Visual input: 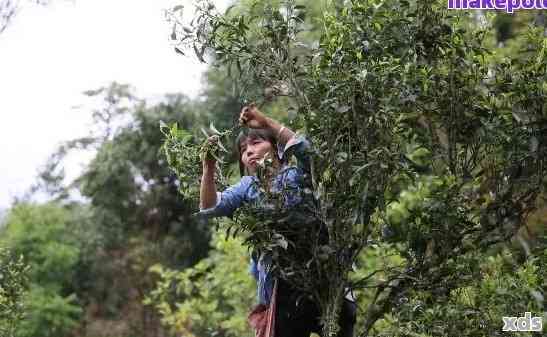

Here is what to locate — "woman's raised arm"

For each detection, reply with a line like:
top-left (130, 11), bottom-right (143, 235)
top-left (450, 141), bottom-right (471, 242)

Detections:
top-left (200, 160), bottom-right (218, 210)
top-left (199, 137), bottom-right (218, 210)
top-left (197, 136), bottom-right (251, 219)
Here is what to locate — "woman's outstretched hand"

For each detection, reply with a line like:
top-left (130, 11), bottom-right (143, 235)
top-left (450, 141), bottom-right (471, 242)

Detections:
top-left (239, 103), bottom-right (270, 129)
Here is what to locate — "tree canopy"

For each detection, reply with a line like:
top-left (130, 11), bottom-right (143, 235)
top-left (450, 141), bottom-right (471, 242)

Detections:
top-left (0, 1), bottom-right (545, 337)
top-left (159, 0), bottom-right (546, 336)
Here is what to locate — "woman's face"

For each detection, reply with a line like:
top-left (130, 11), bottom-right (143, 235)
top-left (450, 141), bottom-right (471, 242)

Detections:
top-left (240, 136), bottom-right (274, 174)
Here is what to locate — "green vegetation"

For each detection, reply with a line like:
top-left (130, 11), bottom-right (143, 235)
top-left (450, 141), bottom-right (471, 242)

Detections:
top-left (0, 248), bottom-right (28, 337)
top-left (0, 1), bottom-right (545, 337)
top-left (146, 230), bottom-right (255, 337)
top-left (160, 120), bottom-right (236, 203)
top-left (1, 203), bottom-right (81, 337)
top-left (161, 0), bottom-right (546, 336)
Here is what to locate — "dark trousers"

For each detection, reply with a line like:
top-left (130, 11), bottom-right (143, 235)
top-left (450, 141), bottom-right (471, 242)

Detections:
top-left (275, 280), bottom-right (356, 337)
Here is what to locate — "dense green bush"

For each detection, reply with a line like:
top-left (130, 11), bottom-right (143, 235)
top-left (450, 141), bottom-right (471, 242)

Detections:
top-left (146, 229), bottom-right (255, 337)
top-left (0, 248), bottom-right (28, 337)
top-left (1, 203), bottom-right (82, 337)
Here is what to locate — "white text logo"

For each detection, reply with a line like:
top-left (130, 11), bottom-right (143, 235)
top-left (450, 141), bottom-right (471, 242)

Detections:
top-left (502, 312), bottom-right (543, 332)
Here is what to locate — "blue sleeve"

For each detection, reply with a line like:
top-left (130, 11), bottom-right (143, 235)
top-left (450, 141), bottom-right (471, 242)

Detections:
top-left (277, 135), bottom-right (312, 174)
top-left (195, 176), bottom-right (253, 219)
top-left (249, 256), bottom-right (259, 280)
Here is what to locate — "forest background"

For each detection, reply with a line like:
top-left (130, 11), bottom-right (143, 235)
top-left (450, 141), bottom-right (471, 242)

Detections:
top-left (0, 1), bottom-right (545, 337)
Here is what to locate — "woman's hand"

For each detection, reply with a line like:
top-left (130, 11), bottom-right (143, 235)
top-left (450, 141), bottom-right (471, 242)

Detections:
top-left (239, 103), bottom-right (270, 129)
top-left (201, 135), bottom-right (218, 170)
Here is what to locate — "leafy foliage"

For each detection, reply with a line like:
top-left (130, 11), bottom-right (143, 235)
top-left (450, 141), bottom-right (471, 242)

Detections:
top-left (26, 82), bottom-right (244, 337)
top-left (0, 248), bottom-right (28, 337)
top-left (3, 1), bottom-right (543, 337)
top-left (376, 249), bottom-right (546, 337)
top-left (1, 203), bottom-right (82, 337)
top-left (166, 0), bottom-right (547, 336)
top-left (146, 230), bottom-right (255, 337)
top-left (160, 120), bottom-right (236, 204)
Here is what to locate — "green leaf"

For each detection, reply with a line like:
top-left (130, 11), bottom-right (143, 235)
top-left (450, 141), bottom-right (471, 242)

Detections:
top-left (209, 122), bottom-right (221, 135)
top-left (336, 152), bottom-right (348, 163)
top-left (273, 234), bottom-right (288, 250)
top-left (336, 105), bottom-right (350, 113)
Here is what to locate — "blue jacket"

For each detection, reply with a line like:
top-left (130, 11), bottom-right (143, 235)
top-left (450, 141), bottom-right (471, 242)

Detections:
top-left (197, 135), bottom-right (312, 305)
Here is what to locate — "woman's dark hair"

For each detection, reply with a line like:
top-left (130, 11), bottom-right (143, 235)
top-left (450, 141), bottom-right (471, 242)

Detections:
top-left (235, 128), bottom-right (284, 177)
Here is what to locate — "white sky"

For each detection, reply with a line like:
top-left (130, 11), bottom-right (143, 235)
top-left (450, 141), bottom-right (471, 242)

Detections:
top-left (0, 0), bottom-right (225, 209)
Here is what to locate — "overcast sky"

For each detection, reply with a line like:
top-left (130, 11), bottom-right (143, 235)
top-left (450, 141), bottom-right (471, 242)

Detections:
top-left (0, 0), bottom-right (225, 209)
